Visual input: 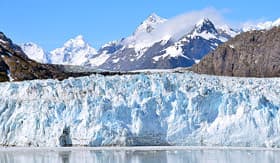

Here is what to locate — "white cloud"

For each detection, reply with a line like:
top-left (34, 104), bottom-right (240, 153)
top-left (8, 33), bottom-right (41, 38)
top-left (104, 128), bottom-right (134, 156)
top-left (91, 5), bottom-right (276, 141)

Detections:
top-left (157, 7), bottom-right (227, 40)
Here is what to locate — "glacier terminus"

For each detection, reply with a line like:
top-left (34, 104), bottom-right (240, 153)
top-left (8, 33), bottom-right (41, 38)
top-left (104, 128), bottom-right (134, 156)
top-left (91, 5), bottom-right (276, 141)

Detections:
top-left (0, 71), bottom-right (279, 147)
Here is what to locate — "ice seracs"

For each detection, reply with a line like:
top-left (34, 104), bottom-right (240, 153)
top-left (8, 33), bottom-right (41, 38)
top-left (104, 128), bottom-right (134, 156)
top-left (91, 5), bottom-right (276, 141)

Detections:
top-left (0, 72), bottom-right (280, 147)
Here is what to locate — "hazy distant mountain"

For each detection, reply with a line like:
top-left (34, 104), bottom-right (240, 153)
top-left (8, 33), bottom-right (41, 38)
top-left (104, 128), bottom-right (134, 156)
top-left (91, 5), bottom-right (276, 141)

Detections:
top-left (0, 32), bottom-right (95, 82)
top-left (242, 18), bottom-right (280, 32)
top-left (48, 35), bottom-right (98, 65)
top-left (21, 36), bottom-right (120, 67)
top-left (21, 42), bottom-right (50, 63)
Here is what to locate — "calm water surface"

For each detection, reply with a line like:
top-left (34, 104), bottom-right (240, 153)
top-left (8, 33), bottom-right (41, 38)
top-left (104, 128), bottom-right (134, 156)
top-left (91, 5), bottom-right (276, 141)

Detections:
top-left (0, 148), bottom-right (279, 163)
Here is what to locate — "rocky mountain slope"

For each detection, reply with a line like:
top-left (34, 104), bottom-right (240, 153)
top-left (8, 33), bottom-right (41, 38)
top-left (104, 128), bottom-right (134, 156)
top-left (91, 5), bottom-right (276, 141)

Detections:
top-left (192, 26), bottom-right (280, 77)
top-left (0, 32), bottom-right (95, 82)
top-left (22, 14), bottom-right (237, 71)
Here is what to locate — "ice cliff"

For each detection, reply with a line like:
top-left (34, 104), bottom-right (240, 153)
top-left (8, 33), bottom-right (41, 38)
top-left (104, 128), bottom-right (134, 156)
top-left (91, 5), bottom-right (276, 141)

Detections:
top-left (0, 72), bottom-right (280, 147)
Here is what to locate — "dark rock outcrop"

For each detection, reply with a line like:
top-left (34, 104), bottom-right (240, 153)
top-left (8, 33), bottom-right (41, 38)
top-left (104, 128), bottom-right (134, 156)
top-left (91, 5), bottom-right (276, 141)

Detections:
top-left (192, 27), bottom-right (280, 77)
top-left (59, 126), bottom-right (72, 147)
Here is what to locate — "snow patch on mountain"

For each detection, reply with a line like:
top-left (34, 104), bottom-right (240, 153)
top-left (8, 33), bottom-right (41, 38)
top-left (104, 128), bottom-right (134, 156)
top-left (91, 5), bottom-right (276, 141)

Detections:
top-left (217, 25), bottom-right (239, 38)
top-left (153, 42), bottom-right (185, 61)
top-left (87, 52), bottom-right (110, 67)
top-left (6, 70), bottom-right (13, 81)
top-left (0, 39), bottom-right (7, 44)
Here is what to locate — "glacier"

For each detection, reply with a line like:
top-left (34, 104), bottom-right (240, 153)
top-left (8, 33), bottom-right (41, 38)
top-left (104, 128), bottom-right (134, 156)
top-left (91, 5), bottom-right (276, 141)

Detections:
top-left (0, 72), bottom-right (280, 147)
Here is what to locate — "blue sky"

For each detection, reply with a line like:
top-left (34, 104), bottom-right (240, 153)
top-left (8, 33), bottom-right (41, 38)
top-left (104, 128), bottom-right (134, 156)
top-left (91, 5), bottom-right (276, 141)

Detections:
top-left (0, 0), bottom-right (279, 50)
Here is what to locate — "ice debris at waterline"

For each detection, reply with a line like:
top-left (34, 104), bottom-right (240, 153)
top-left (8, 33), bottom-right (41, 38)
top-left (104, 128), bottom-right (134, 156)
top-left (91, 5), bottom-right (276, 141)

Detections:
top-left (0, 72), bottom-right (280, 147)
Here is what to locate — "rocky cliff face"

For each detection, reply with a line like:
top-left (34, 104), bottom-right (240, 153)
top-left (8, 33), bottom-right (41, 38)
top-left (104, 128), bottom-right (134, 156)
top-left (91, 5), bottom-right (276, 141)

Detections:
top-left (192, 27), bottom-right (280, 77)
top-left (0, 32), bottom-right (93, 82)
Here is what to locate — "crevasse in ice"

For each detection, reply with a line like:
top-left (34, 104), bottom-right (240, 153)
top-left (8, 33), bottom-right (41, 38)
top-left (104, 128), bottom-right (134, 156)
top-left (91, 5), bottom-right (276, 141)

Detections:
top-left (0, 72), bottom-right (280, 147)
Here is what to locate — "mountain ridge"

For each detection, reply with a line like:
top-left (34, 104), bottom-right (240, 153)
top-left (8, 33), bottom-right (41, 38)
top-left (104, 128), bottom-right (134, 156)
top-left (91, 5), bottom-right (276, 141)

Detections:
top-left (21, 14), bottom-right (280, 71)
top-left (22, 15), bottom-right (238, 71)
top-left (0, 32), bottom-right (98, 82)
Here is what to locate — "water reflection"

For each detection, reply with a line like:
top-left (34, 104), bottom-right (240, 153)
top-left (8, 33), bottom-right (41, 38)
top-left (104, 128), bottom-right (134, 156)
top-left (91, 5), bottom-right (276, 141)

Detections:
top-left (59, 151), bottom-right (71, 163)
top-left (0, 149), bottom-right (279, 163)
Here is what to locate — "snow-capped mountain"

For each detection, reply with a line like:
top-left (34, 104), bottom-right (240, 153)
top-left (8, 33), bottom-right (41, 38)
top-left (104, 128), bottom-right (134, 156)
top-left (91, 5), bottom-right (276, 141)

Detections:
top-left (151, 18), bottom-right (236, 65)
top-left (0, 32), bottom-right (94, 82)
top-left (22, 13), bottom-right (239, 71)
top-left (21, 42), bottom-right (49, 63)
top-left (21, 36), bottom-right (113, 67)
top-left (242, 18), bottom-right (280, 32)
top-left (122, 13), bottom-right (168, 52)
top-left (100, 17), bottom-right (238, 71)
top-left (83, 41), bottom-right (122, 67)
top-left (49, 35), bottom-right (97, 65)
top-left (21, 14), bottom-right (280, 71)
top-left (192, 24), bottom-right (280, 77)
top-left (134, 13), bottom-right (167, 35)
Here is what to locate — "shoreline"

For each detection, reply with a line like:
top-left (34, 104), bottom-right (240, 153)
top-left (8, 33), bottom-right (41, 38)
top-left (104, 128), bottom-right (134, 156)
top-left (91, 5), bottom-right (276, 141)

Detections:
top-left (1, 146), bottom-right (280, 152)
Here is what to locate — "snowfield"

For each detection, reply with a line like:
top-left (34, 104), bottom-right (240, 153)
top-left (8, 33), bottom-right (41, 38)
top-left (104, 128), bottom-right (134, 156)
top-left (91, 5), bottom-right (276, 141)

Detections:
top-left (0, 72), bottom-right (280, 147)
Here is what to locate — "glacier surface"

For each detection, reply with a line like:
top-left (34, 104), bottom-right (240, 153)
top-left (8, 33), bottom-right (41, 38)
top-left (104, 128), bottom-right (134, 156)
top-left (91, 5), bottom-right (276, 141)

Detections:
top-left (0, 72), bottom-right (280, 147)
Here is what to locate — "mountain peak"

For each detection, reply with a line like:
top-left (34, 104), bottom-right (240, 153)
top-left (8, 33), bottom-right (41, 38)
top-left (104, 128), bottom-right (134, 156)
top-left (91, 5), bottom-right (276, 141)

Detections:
top-left (0, 32), bottom-right (12, 46)
top-left (50, 35), bottom-right (97, 65)
top-left (64, 35), bottom-right (87, 48)
top-left (193, 18), bottom-right (218, 34)
top-left (146, 13), bottom-right (165, 24)
top-left (0, 32), bottom-right (91, 82)
top-left (74, 35), bottom-right (84, 41)
top-left (134, 13), bottom-right (167, 34)
top-left (196, 18), bottom-right (211, 25)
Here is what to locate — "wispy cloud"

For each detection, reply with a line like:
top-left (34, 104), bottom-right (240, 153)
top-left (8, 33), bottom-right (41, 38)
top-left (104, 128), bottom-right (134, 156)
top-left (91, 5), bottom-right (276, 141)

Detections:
top-left (123, 7), bottom-right (280, 50)
top-left (123, 7), bottom-right (228, 49)
top-left (158, 7), bottom-right (227, 40)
